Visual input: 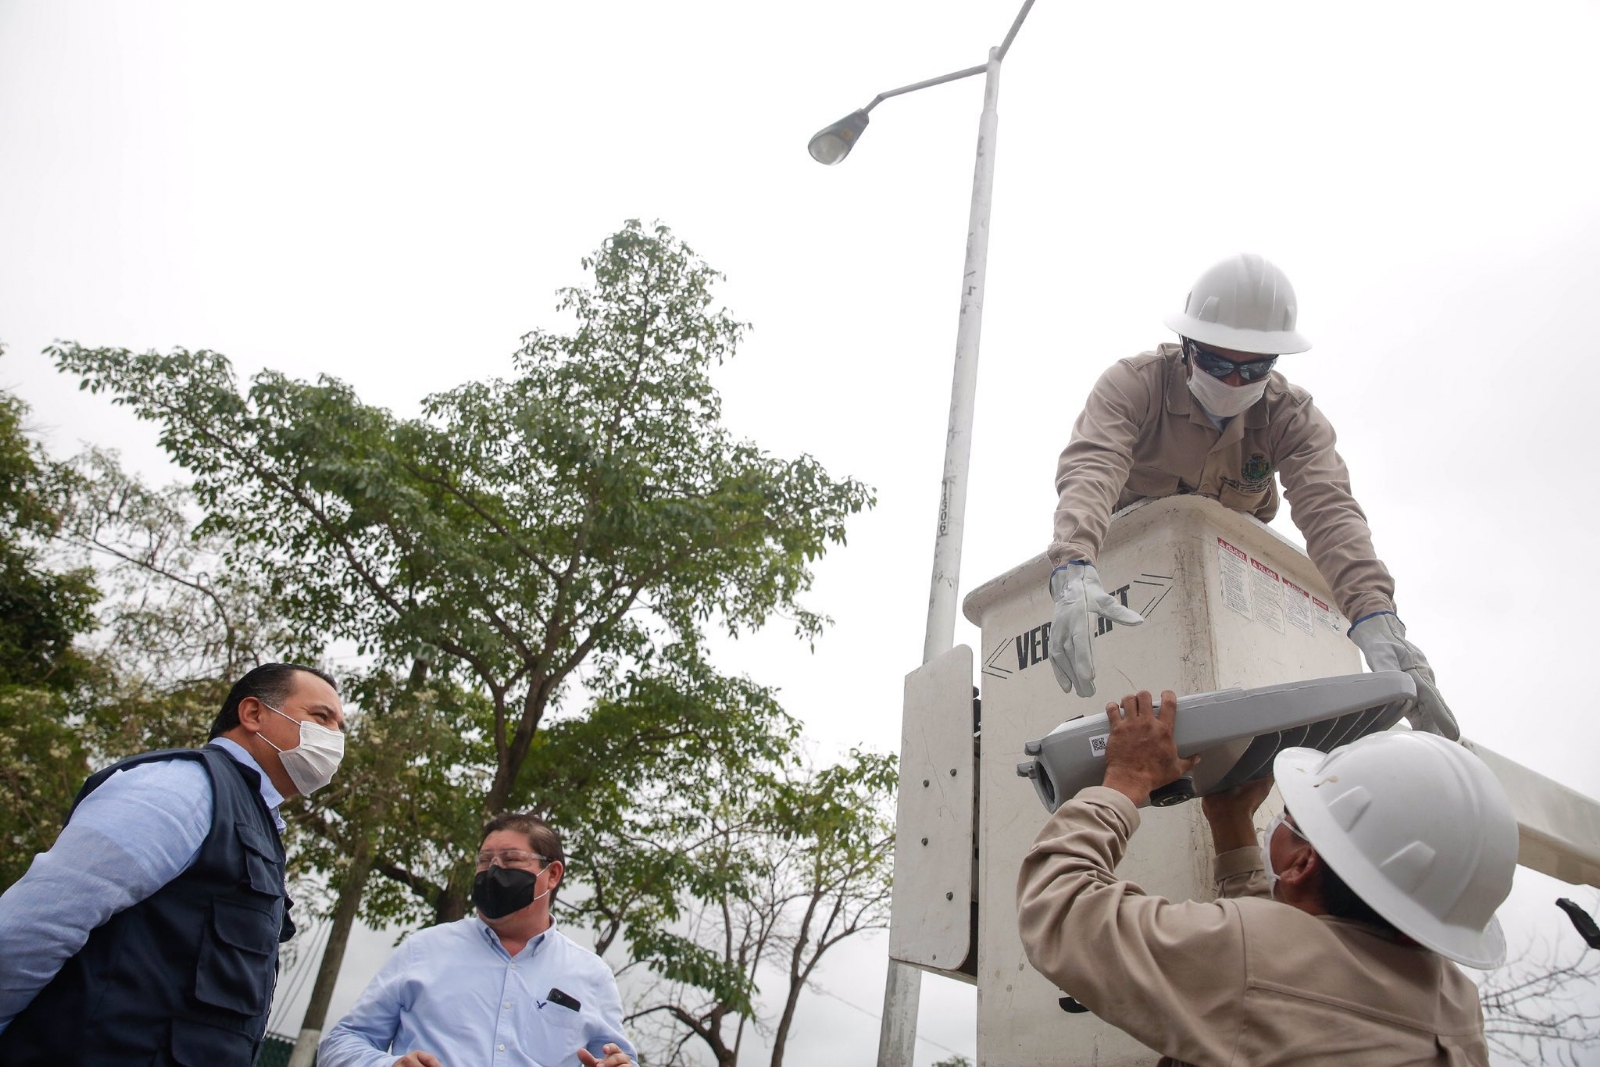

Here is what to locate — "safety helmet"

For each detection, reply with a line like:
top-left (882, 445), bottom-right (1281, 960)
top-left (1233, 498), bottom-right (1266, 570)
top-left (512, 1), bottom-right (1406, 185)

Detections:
top-left (1163, 253), bottom-right (1312, 355)
top-left (1274, 731), bottom-right (1517, 968)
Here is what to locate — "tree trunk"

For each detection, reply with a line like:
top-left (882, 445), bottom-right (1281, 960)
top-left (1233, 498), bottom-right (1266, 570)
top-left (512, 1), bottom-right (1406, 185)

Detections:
top-left (767, 949), bottom-right (808, 1067)
top-left (434, 865), bottom-right (471, 924)
top-left (286, 835), bottom-right (374, 1067)
top-left (290, 656), bottom-right (436, 1065)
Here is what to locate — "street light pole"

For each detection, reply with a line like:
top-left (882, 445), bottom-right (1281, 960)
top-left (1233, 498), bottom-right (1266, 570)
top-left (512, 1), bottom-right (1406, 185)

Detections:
top-left (807, 4), bottom-right (1034, 1065)
top-left (923, 44), bottom-right (999, 667)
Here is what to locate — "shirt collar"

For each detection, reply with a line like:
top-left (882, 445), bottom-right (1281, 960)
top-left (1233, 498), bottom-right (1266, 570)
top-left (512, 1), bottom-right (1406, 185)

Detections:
top-left (473, 914), bottom-right (556, 958)
top-left (208, 737), bottom-right (287, 831)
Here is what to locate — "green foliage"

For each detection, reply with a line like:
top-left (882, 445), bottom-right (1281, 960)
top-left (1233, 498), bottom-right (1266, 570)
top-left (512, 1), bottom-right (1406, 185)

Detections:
top-left (0, 435), bottom-right (315, 893)
top-left (628, 925), bottom-right (759, 1018)
top-left (0, 358), bottom-right (99, 693)
top-left (49, 221), bottom-right (875, 926)
top-left (614, 746), bottom-right (898, 1067)
top-left (0, 686), bottom-right (90, 888)
top-left (291, 669), bottom-right (496, 929)
top-left (0, 349), bottom-right (101, 885)
top-left (58, 448), bottom-right (307, 688)
top-left (0, 551), bottom-right (98, 693)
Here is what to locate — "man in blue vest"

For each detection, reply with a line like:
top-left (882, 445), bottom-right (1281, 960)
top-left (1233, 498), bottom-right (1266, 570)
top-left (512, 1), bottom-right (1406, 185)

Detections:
top-left (0, 661), bottom-right (347, 1066)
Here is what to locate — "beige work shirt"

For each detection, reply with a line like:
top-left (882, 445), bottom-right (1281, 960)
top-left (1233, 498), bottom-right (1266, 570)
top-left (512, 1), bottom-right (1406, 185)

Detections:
top-left (1016, 787), bottom-right (1489, 1066)
top-left (1049, 344), bottom-right (1396, 622)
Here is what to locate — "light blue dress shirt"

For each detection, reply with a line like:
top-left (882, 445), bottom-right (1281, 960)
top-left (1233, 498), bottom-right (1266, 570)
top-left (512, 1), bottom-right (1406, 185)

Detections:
top-left (0, 739), bottom-right (284, 1034)
top-left (319, 916), bottom-right (635, 1067)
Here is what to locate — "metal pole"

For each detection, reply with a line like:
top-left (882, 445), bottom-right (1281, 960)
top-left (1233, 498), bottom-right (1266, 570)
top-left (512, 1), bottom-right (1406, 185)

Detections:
top-left (878, 46), bottom-right (1004, 1067)
top-left (923, 46), bottom-right (1001, 666)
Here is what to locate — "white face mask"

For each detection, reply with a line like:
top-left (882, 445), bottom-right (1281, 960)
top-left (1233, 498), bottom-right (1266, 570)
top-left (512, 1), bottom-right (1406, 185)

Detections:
top-left (1187, 362), bottom-right (1269, 418)
top-left (260, 702), bottom-right (345, 796)
top-left (1261, 811), bottom-right (1307, 899)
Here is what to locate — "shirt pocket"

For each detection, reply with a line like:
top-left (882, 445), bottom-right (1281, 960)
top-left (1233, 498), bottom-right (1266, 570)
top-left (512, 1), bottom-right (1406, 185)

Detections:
top-left (194, 898), bottom-right (279, 1015)
top-left (527, 1001), bottom-right (588, 1063)
top-left (1217, 478), bottom-right (1277, 517)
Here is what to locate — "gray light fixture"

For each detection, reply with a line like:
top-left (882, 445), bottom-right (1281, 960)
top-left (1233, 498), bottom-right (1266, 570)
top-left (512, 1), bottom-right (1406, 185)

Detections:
top-left (806, 109), bottom-right (870, 165)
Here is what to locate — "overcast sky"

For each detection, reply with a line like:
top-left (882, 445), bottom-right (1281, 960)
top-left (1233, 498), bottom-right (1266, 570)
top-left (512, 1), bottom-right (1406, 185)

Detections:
top-left (3, 1), bottom-right (1599, 1063)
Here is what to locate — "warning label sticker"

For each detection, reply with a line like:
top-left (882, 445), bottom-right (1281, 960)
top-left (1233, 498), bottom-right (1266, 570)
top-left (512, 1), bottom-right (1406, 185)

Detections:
top-left (1250, 557), bottom-right (1286, 634)
top-left (1282, 577), bottom-right (1315, 634)
top-left (1313, 595), bottom-right (1345, 634)
top-left (1217, 538), bottom-right (1251, 620)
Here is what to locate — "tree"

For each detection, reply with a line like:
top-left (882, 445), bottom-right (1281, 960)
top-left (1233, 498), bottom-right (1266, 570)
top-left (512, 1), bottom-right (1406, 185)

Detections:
top-left (50, 448), bottom-right (314, 760)
top-left (51, 219), bottom-right (874, 928)
top-left (616, 748), bottom-right (897, 1067)
top-left (51, 447), bottom-right (476, 1060)
top-left (1479, 893), bottom-right (1600, 1066)
top-left (0, 346), bottom-right (101, 888)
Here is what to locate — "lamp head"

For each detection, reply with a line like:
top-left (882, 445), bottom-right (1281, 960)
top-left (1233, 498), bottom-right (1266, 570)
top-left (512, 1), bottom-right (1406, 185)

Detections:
top-left (807, 109), bottom-right (870, 165)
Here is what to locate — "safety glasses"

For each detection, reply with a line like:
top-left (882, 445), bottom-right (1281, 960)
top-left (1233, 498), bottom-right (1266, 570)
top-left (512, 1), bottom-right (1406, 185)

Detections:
top-left (1185, 339), bottom-right (1279, 383)
top-left (475, 849), bottom-right (548, 870)
top-left (1258, 811), bottom-right (1306, 849)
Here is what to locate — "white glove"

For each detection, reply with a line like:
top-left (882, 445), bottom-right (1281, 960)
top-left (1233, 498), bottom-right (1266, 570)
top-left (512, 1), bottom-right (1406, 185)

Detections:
top-left (1348, 612), bottom-right (1460, 741)
top-left (1046, 563), bottom-right (1145, 698)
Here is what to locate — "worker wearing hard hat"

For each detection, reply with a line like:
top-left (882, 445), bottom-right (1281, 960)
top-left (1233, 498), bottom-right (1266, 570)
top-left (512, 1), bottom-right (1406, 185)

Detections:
top-left (1017, 690), bottom-right (1514, 1066)
top-left (1047, 254), bottom-right (1457, 739)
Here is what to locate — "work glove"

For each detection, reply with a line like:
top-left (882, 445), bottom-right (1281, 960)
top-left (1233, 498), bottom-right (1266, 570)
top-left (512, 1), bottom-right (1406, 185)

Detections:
top-left (1348, 612), bottom-right (1460, 741)
top-left (1046, 562), bottom-right (1145, 698)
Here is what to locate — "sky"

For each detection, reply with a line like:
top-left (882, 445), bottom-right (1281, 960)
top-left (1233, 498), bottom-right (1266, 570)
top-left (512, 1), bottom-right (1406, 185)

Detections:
top-left (3, 1), bottom-right (1599, 1063)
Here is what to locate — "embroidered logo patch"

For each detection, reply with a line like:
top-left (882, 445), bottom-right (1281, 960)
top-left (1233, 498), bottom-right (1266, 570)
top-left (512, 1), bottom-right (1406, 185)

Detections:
top-left (1242, 453), bottom-right (1272, 482)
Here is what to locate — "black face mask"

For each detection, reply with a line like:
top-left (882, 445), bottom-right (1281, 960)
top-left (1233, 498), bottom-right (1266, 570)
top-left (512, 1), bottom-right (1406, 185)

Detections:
top-left (472, 866), bottom-right (542, 919)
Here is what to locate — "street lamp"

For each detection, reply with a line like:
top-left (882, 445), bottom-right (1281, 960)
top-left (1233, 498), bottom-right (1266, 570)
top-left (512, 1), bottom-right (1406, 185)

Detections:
top-left (807, 109), bottom-right (870, 165)
top-left (807, 3), bottom-right (1035, 1065)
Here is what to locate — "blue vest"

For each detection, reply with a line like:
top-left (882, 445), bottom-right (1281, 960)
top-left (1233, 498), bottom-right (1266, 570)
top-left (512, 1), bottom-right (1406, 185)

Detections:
top-left (0, 745), bottom-right (294, 1066)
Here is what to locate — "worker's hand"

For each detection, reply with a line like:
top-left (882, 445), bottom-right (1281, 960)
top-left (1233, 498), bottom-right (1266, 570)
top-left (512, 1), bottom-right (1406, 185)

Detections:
top-left (1047, 563), bottom-right (1145, 698)
top-left (1201, 776), bottom-right (1276, 853)
top-left (1201, 776), bottom-right (1276, 824)
top-left (1348, 613), bottom-right (1460, 741)
top-left (394, 1053), bottom-right (445, 1067)
top-left (1100, 690), bottom-right (1200, 806)
top-left (578, 1044), bottom-right (633, 1067)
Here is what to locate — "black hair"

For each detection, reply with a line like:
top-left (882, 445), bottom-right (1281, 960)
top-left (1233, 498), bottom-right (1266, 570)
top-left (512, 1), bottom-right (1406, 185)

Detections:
top-left (1284, 805), bottom-right (1403, 939)
top-left (1319, 861), bottom-right (1402, 939)
top-left (480, 812), bottom-right (566, 905)
top-left (480, 812), bottom-right (565, 867)
top-left (209, 662), bottom-right (339, 740)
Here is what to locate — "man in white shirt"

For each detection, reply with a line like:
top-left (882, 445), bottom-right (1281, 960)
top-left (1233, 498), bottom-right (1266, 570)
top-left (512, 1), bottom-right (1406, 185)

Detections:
top-left (321, 813), bottom-right (634, 1067)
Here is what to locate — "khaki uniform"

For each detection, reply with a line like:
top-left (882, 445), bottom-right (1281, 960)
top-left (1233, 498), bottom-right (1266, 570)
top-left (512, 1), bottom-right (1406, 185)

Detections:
top-left (1050, 344), bottom-right (1395, 622)
top-left (1016, 787), bottom-right (1490, 1066)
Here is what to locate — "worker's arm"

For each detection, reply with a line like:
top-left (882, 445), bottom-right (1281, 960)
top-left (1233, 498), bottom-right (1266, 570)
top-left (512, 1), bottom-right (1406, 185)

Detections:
top-left (1016, 693), bottom-right (1246, 1065)
top-left (1049, 359), bottom-right (1156, 566)
top-left (1201, 778), bottom-right (1276, 900)
top-left (1270, 392), bottom-right (1395, 622)
top-left (1272, 392), bottom-right (1459, 737)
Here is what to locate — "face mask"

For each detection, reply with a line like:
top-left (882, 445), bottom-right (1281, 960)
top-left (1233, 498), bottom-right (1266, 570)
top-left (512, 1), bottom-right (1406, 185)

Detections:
top-left (1187, 361), bottom-right (1269, 418)
top-left (473, 865), bottom-right (551, 920)
top-left (1261, 811), bottom-right (1307, 899)
top-left (260, 703), bottom-right (345, 796)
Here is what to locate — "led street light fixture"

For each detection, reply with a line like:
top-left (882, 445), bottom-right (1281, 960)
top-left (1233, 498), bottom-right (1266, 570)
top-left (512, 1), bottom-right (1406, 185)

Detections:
top-left (1016, 671), bottom-right (1418, 811)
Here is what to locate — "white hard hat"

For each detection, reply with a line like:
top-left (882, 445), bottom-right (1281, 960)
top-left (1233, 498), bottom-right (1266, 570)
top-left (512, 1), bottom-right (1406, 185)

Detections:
top-left (1275, 731), bottom-right (1517, 968)
top-left (1163, 253), bottom-right (1312, 355)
